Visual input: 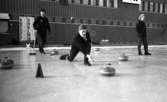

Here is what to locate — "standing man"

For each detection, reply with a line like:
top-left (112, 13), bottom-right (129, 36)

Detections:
top-left (136, 14), bottom-right (151, 55)
top-left (60, 24), bottom-right (93, 66)
top-left (33, 9), bottom-right (51, 54)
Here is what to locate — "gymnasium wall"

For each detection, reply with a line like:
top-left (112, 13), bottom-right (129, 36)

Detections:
top-left (0, 0), bottom-right (167, 45)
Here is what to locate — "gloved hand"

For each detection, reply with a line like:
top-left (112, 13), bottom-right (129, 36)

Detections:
top-left (86, 54), bottom-right (94, 63)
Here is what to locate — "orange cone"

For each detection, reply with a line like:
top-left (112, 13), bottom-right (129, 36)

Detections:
top-left (36, 63), bottom-right (44, 78)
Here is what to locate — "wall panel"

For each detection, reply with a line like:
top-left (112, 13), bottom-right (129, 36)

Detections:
top-left (47, 23), bottom-right (167, 45)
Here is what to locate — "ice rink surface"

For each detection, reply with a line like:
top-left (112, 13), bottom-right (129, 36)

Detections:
top-left (0, 45), bottom-right (167, 102)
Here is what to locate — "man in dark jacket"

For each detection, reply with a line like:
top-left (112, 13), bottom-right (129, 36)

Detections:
top-left (33, 9), bottom-right (51, 54)
top-left (60, 24), bottom-right (92, 66)
top-left (136, 14), bottom-right (151, 55)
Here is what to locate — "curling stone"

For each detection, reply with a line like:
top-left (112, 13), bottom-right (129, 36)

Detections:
top-left (0, 57), bottom-right (14, 69)
top-left (100, 64), bottom-right (116, 76)
top-left (29, 49), bottom-right (37, 55)
top-left (50, 49), bottom-right (59, 56)
top-left (93, 48), bottom-right (100, 55)
top-left (119, 53), bottom-right (128, 61)
top-left (94, 48), bottom-right (100, 52)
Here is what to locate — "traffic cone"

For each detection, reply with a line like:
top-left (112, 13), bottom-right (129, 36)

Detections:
top-left (119, 53), bottom-right (128, 61)
top-left (36, 63), bottom-right (44, 78)
top-left (100, 63), bottom-right (116, 76)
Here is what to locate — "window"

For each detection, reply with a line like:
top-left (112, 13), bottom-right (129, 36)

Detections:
top-left (165, 4), bottom-right (167, 14)
top-left (154, 3), bottom-right (159, 13)
top-left (110, 0), bottom-right (114, 8)
top-left (91, 0), bottom-right (96, 6)
top-left (75, 0), bottom-right (80, 4)
top-left (96, 0), bottom-right (99, 6)
top-left (88, 0), bottom-right (91, 5)
top-left (103, 0), bottom-right (107, 7)
top-left (80, 0), bottom-right (83, 4)
top-left (99, 0), bottom-right (103, 7)
top-left (139, 1), bottom-right (143, 11)
top-left (163, 3), bottom-right (165, 13)
top-left (144, 1), bottom-right (148, 12)
top-left (114, 0), bottom-right (118, 8)
top-left (83, 0), bottom-right (88, 5)
top-left (158, 3), bottom-right (161, 13)
top-left (153, 3), bottom-right (158, 13)
top-left (150, 2), bottom-right (154, 13)
top-left (147, 1), bottom-right (150, 12)
top-left (159, 3), bottom-right (164, 13)
top-left (106, 0), bottom-right (111, 8)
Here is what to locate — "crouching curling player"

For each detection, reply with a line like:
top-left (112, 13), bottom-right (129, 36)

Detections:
top-left (60, 24), bottom-right (93, 66)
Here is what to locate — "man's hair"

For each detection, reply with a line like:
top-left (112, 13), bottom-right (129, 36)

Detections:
top-left (138, 14), bottom-right (145, 20)
top-left (40, 9), bottom-right (46, 13)
top-left (78, 24), bottom-right (87, 31)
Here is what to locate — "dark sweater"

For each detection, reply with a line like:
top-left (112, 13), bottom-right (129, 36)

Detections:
top-left (33, 16), bottom-right (50, 34)
top-left (72, 32), bottom-right (91, 54)
top-left (136, 20), bottom-right (146, 38)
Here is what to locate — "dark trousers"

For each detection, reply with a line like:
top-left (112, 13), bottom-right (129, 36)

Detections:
top-left (138, 37), bottom-right (149, 54)
top-left (36, 33), bottom-right (46, 53)
top-left (68, 45), bottom-right (91, 62)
